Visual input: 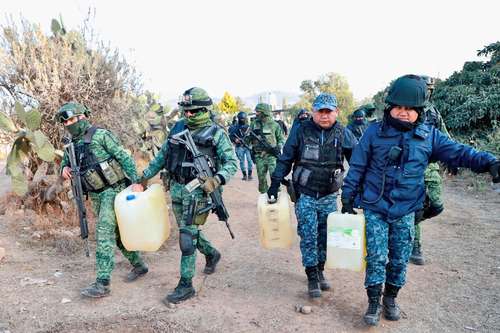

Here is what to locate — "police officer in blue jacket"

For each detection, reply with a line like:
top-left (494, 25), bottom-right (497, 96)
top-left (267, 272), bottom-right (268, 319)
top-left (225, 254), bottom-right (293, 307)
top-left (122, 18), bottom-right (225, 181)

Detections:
top-left (341, 74), bottom-right (500, 326)
top-left (267, 93), bottom-right (356, 299)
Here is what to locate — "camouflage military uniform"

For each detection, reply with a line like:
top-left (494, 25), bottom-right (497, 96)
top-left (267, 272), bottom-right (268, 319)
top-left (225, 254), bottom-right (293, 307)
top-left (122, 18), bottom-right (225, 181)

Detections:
top-left (59, 104), bottom-right (145, 289)
top-left (247, 103), bottom-right (285, 193)
top-left (140, 87), bottom-right (237, 304)
top-left (144, 109), bottom-right (167, 158)
top-left (142, 123), bottom-right (237, 280)
top-left (412, 100), bottom-right (451, 264)
top-left (364, 210), bottom-right (415, 287)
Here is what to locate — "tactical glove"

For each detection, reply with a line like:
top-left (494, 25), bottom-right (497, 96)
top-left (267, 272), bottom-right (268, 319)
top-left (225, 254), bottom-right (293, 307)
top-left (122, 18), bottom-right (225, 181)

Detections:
top-left (200, 175), bottom-right (222, 194)
top-left (267, 180), bottom-right (280, 203)
top-left (341, 196), bottom-right (357, 215)
top-left (490, 160), bottom-right (500, 183)
top-left (271, 146), bottom-right (281, 157)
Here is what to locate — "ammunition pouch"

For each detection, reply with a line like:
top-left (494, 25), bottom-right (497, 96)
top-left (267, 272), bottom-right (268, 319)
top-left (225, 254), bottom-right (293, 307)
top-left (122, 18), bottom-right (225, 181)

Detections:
top-left (81, 158), bottom-right (127, 193)
top-left (293, 164), bottom-right (343, 196)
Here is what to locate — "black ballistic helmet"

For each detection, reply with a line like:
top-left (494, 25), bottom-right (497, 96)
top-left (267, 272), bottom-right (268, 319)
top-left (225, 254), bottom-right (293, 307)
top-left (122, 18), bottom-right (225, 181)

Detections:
top-left (385, 74), bottom-right (427, 108)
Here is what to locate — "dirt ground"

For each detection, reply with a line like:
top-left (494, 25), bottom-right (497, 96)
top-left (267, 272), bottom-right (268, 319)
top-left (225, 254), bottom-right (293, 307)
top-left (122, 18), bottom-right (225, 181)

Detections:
top-left (0, 167), bottom-right (499, 333)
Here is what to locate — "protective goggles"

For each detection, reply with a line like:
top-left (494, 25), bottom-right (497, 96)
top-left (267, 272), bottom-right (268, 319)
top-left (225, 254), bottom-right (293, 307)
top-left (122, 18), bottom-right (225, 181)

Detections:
top-left (58, 109), bottom-right (80, 122)
top-left (178, 94), bottom-right (212, 108)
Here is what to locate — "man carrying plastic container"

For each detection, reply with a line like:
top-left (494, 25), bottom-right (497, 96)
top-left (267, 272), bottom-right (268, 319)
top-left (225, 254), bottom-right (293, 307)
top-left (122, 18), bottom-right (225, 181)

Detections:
top-left (341, 74), bottom-right (500, 326)
top-left (58, 102), bottom-right (148, 298)
top-left (132, 87), bottom-right (237, 304)
top-left (266, 93), bottom-right (356, 299)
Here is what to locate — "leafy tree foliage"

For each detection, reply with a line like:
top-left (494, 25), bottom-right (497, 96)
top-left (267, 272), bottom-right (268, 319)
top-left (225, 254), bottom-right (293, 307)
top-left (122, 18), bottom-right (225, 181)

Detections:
top-left (433, 42), bottom-right (499, 153)
top-left (295, 72), bottom-right (355, 124)
top-left (218, 91), bottom-right (238, 114)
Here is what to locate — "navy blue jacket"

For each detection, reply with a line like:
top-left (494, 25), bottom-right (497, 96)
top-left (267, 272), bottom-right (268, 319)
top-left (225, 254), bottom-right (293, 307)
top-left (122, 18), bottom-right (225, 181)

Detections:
top-left (272, 119), bottom-right (356, 197)
top-left (342, 121), bottom-right (496, 220)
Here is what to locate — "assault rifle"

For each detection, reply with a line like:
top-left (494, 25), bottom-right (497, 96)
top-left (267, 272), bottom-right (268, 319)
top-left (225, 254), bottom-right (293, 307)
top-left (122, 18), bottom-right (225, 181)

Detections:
top-left (248, 129), bottom-right (281, 158)
top-left (170, 129), bottom-right (235, 239)
top-left (62, 137), bottom-right (90, 257)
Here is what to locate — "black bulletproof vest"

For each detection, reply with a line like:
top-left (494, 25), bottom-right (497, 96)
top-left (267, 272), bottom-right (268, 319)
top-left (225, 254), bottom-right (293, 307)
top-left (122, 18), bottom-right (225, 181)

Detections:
top-left (293, 121), bottom-right (344, 196)
top-left (74, 126), bottom-right (99, 174)
top-left (164, 124), bottom-right (219, 183)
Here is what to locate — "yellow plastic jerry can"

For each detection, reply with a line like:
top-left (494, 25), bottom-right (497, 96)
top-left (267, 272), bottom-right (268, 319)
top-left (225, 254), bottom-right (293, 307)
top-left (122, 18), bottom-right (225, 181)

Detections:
top-left (257, 191), bottom-right (294, 249)
top-left (326, 213), bottom-right (366, 272)
top-left (114, 184), bottom-right (170, 251)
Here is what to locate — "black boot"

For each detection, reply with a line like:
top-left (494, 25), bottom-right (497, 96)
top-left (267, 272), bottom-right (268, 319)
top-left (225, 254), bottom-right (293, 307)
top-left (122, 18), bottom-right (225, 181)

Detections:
top-left (410, 242), bottom-right (425, 265)
top-left (81, 279), bottom-right (110, 298)
top-left (364, 284), bottom-right (382, 326)
top-left (164, 277), bottom-right (195, 304)
top-left (305, 266), bottom-right (321, 298)
top-left (247, 170), bottom-right (253, 180)
top-left (203, 249), bottom-right (221, 275)
top-left (317, 262), bottom-right (331, 291)
top-left (383, 283), bottom-right (401, 321)
top-left (125, 262), bottom-right (149, 282)
top-left (241, 171), bottom-right (248, 181)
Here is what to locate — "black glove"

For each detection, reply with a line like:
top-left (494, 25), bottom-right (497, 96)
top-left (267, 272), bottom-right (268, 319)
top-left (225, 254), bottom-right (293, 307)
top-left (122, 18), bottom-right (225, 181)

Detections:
top-left (423, 204), bottom-right (444, 220)
top-left (414, 209), bottom-right (424, 225)
top-left (341, 196), bottom-right (357, 215)
top-left (267, 180), bottom-right (280, 202)
top-left (490, 160), bottom-right (500, 183)
top-left (271, 146), bottom-right (281, 157)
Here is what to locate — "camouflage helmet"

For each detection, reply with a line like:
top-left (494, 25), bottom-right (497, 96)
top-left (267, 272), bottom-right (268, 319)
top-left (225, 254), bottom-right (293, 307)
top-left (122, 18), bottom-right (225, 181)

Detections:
top-left (57, 102), bottom-right (90, 123)
top-left (178, 87), bottom-right (213, 111)
top-left (360, 103), bottom-right (376, 117)
top-left (255, 103), bottom-right (272, 117)
top-left (385, 75), bottom-right (427, 108)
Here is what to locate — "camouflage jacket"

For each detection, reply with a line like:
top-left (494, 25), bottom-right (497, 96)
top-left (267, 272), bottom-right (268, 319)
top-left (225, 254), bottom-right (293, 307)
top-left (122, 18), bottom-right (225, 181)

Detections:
top-left (246, 117), bottom-right (285, 153)
top-left (61, 127), bottom-right (139, 183)
top-left (142, 120), bottom-right (238, 183)
top-left (424, 101), bottom-right (450, 137)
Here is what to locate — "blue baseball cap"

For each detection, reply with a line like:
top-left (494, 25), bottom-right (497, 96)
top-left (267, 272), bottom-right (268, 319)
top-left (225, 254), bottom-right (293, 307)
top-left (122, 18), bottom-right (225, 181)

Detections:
top-left (312, 93), bottom-right (338, 111)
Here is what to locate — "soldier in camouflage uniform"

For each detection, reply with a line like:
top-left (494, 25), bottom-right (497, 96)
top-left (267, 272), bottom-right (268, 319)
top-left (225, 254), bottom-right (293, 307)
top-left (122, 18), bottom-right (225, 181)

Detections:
top-left (132, 88), bottom-right (237, 304)
top-left (410, 75), bottom-right (451, 265)
top-left (246, 103), bottom-right (285, 193)
top-left (341, 75), bottom-right (499, 326)
top-left (268, 93), bottom-right (353, 299)
top-left (143, 105), bottom-right (168, 158)
top-left (347, 107), bottom-right (369, 140)
top-left (58, 102), bottom-right (148, 298)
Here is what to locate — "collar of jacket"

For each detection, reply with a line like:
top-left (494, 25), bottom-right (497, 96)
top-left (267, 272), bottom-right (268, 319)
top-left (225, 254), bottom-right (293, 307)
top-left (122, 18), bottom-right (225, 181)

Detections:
top-left (377, 121), bottom-right (430, 140)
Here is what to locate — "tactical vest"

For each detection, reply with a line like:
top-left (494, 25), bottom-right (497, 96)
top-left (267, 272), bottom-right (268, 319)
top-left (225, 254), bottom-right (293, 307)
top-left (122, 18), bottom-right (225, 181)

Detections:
top-left (164, 124), bottom-right (219, 184)
top-left (75, 127), bottom-right (127, 193)
top-left (292, 122), bottom-right (344, 196)
top-left (252, 120), bottom-right (277, 152)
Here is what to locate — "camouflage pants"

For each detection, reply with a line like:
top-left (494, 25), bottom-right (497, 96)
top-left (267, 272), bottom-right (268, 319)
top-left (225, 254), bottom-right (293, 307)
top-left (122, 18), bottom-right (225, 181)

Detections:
top-left (90, 186), bottom-right (144, 282)
top-left (364, 209), bottom-right (415, 288)
top-left (235, 146), bottom-right (253, 173)
top-left (295, 193), bottom-right (337, 267)
top-left (416, 163), bottom-right (443, 245)
top-left (255, 154), bottom-right (277, 193)
top-left (171, 182), bottom-right (216, 280)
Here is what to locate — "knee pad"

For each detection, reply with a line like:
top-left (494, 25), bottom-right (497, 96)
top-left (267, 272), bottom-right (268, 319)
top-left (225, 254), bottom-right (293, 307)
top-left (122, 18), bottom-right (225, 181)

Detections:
top-left (179, 229), bottom-right (196, 256)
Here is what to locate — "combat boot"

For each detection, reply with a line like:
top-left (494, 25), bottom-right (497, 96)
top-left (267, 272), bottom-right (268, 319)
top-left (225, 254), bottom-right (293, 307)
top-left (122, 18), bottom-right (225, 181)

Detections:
top-left (81, 279), bottom-right (110, 298)
top-left (125, 263), bottom-right (149, 282)
top-left (305, 266), bottom-right (321, 298)
top-left (241, 171), bottom-right (248, 181)
top-left (317, 261), bottom-right (331, 291)
top-left (410, 242), bottom-right (425, 265)
top-left (164, 277), bottom-right (195, 304)
top-left (382, 283), bottom-right (401, 321)
top-left (364, 284), bottom-right (382, 326)
top-left (203, 249), bottom-right (221, 274)
top-left (247, 170), bottom-right (253, 180)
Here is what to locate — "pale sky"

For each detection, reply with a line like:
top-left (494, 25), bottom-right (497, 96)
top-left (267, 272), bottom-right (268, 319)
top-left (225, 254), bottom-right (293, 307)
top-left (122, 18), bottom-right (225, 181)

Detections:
top-left (2, 0), bottom-right (499, 103)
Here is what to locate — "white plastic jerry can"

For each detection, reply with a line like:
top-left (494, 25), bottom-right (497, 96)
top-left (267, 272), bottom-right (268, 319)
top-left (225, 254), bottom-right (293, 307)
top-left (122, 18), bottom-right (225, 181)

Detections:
top-left (114, 184), bottom-right (170, 251)
top-left (326, 212), bottom-right (366, 272)
top-left (257, 191), bottom-right (294, 249)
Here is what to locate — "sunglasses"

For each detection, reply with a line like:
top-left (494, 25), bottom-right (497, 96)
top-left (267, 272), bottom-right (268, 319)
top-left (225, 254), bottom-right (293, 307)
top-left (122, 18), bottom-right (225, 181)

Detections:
top-left (183, 108), bottom-right (206, 114)
top-left (58, 109), bottom-right (79, 122)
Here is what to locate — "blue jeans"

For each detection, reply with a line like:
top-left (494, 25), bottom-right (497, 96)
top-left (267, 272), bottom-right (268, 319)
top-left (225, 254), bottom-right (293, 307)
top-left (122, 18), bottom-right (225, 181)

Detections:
top-left (364, 209), bottom-right (415, 288)
top-left (295, 193), bottom-right (337, 267)
top-left (235, 146), bottom-right (253, 172)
